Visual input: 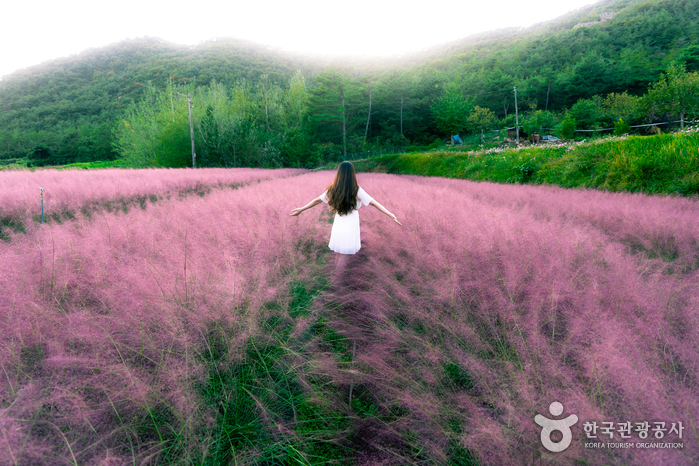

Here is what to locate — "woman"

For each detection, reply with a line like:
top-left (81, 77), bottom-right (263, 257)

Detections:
top-left (290, 161), bottom-right (401, 254)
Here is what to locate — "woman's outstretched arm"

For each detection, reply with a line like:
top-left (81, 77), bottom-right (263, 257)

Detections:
top-left (369, 200), bottom-right (402, 225)
top-left (290, 197), bottom-right (323, 216)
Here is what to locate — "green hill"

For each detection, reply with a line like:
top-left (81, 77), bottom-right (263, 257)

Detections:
top-left (1, 0), bottom-right (698, 167)
top-left (421, 0), bottom-right (699, 110)
top-left (0, 37), bottom-right (319, 164)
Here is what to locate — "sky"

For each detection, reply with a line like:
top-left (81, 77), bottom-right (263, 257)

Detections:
top-left (1, 0), bottom-right (599, 78)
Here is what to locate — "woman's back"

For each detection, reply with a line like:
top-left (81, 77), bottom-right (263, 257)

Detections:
top-left (290, 161), bottom-right (401, 255)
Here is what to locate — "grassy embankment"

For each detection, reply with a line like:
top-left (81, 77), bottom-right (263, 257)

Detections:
top-left (0, 159), bottom-right (127, 170)
top-left (352, 130), bottom-right (699, 196)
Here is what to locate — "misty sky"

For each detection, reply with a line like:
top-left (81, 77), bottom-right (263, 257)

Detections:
top-left (2, 0), bottom-right (598, 78)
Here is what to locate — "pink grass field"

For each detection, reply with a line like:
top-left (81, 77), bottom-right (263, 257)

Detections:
top-left (0, 168), bottom-right (697, 465)
top-left (0, 167), bottom-right (304, 225)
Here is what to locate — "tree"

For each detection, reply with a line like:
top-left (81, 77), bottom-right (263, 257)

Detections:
top-left (284, 71), bottom-right (308, 130)
top-left (256, 74), bottom-right (283, 132)
top-left (523, 110), bottom-right (556, 136)
top-left (677, 45), bottom-right (699, 72)
top-left (431, 85), bottom-right (473, 137)
top-left (113, 83), bottom-right (166, 167)
top-left (643, 63), bottom-right (699, 129)
top-left (28, 144), bottom-right (55, 166)
top-left (602, 92), bottom-right (640, 121)
top-left (282, 72), bottom-right (312, 167)
top-left (557, 53), bottom-right (631, 106)
top-left (568, 98), bottom-right (603, 130)
top-left (373, 71), bottom-right (427, 145)
top-left (466, 106), bottom-right (497, 134)
top-left (306, 69), bottom-right (355, 158)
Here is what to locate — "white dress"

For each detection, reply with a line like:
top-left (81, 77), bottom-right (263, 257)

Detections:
top-left (320, 187), bottom-right (374, 254)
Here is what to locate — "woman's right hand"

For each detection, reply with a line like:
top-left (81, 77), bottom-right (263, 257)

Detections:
top-left (290, 208), bottom-right (303, 216)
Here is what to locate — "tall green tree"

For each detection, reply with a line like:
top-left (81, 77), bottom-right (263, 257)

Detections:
top-left (256, 74), bottom-right (284, 132)
top-left (431, 84), bottom-right (474, 137)
top-left (568, 98), bottom-right (605, 130)
top-left (643, 63), bottom-right (699, 129)
top-left (282, 71), bottom-right (312, 167)
top-left (306, 69), bottom-right (355, 158)
top-left (372, 71), bottom-right (433, 145)
top-left (284, 71), bottom-right (308, 130)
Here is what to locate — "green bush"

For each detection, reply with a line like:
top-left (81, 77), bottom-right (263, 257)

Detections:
top-left (614, 118), bottom-right (632, 136)
top-left (557, 114), bottom-right (577, 139)
top-left (569, 98), bottom-right (603, 129)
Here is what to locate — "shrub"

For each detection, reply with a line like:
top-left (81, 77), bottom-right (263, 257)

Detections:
top-left (466, 106), bottom-right (497, 134)
top-left (568, 98), bottom-right (603, 129)
top-left (614, 117), bottom-right (632, 135)
top-left (557, 113), bottom-right (577, 139)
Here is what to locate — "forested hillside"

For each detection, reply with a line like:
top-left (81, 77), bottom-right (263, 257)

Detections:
top-left (0, 38), bottom-right (319, 164)
top-left (1, 0), bottom-right (698, 168)
top-left (426, 0), bottom-right (699, 111)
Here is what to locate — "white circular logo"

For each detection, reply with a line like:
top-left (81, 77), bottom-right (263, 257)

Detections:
top-left (535, 402), bottom-right (578, 452)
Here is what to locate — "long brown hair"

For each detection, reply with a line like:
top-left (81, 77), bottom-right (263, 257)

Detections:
top-left (326, 161), bottom-right (359, 216)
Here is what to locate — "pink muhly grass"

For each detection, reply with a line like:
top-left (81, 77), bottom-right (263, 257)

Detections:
top-left (0, 167), bottom-right (304, 235)
top-left (0, 172), bottom-right (331, 464)
top-left (308, 173), bottom-right (698, 465)
top-left (1, 169), bottom-right (697, 465)
top-left (426, 177), bottom-right (698, 274)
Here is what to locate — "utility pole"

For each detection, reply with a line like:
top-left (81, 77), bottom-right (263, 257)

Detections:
top-left (40, 187), bottom-right (44, 224)
top-left (545, 83), bottom-right (551, 111)
top-left (514, 87), bottom-right (520, 144)
top-left (188, 93), bottom-right (196, 168)
top-left (341, 87), bottom-right (347, 159)
top-left (169, 76), bottom-right (175, 122)
top-left (400, 94), bottom-right (405, 138)
top-left (364, 85), bottom-right (372, 145)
